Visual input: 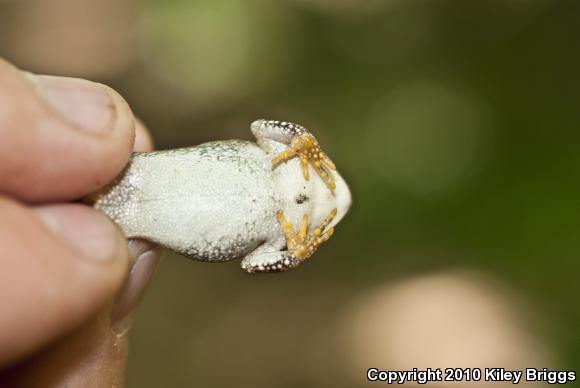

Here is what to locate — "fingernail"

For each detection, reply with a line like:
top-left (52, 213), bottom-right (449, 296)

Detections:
top-left (35, 205), bottom-right (122, 263)
top-left (30, 74), bottom-right (115, 135)
top-left (111, 239), bottom-right (163, 330)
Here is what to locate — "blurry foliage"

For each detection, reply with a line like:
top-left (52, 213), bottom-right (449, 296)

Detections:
top-left (135, 0), bottom-right (580, 382)
top-left (130, 0), bottom-right (580, 382)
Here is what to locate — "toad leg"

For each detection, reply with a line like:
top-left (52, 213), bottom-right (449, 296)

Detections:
top-left (250, 119), bottom-right (337, 191)
top-left (241, 208), bottom-right (337, 273)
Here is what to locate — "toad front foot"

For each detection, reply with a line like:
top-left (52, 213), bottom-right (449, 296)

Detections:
top-left (251, 119), bottom-right (337, 191)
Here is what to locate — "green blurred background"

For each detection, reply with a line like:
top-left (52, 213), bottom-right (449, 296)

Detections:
top-left (1, 0), bottom-right (579, 386)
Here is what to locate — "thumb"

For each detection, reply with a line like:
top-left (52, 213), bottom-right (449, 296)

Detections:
top-left (0, 198), bottom-right (129, 367)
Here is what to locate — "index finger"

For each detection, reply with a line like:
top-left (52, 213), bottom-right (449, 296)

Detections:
top-left (0, 58), bottom-right (136, 203)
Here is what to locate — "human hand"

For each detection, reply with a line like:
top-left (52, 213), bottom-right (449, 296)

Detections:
top-left (0, 58), bottom-right (162, 387)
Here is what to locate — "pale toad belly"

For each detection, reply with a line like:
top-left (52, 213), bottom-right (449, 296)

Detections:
top-left (95, 140), bottom-right (282, 261)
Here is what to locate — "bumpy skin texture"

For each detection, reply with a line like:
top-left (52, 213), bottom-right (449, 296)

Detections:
top-left (94, 120), bottom-right (352, 273)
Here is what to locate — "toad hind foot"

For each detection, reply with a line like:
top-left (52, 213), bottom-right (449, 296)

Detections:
top-left (272, 133), bottom-right (337, 191)
top-left (250, 120), bottom-right (337, 191)
top-left (276, 208), bottom-right (337, 261)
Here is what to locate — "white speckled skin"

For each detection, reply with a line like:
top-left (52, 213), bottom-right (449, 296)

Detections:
top-left (94, 120), bottom-right (352, 273)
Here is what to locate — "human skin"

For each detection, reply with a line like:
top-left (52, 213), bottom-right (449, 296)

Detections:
top-left (0, 58), bottom-right (162, 387)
